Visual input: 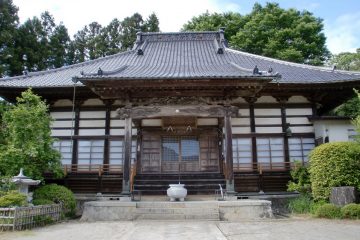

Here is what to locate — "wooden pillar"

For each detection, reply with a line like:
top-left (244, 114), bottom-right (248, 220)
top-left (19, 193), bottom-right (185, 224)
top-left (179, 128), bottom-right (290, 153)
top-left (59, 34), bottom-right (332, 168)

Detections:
top-left (224, 107), bottom-right (235, 193)
top-left (277, 97), bottom-right (290, 168)
top-left (103, 100), bottom-right (113, 173)
top-left (71, 101), bottom-right (81, 171)
top-left (122, 114), bottom-right (132, 195)
top-left (245, 97), bottom-right (258, 171)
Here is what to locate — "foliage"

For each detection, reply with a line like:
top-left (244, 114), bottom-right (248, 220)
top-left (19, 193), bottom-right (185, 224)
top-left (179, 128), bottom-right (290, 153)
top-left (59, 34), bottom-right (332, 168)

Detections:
top-left (287, 194), bottom-right (313, 214)
top-left (329, 49), bottom-right (360, 71)
top-left (0, 89), bottom-right (62, 180)
top-left (315, 204), bottom-right (342, 219)
top-left (341, 203), bottom-right (360, 219)
top-left (0, 190), bottom-right (27, 207)
top-left (33, 184), bottom-right (76, 216)
top-left (0, 0), bottom-right (19, 77)
top-left (352, 90), bottom-right (360, 141)
top-left (287, 161), bottom-right (311, 194)
top-left (0, 100), bottom-right (10, 147)
top-left (182, 11), bottom-right (243, 40)
top-left (182, 2), bottom-right (330, 65)
top-left (0, 176), bottom-right (17, 192)
top-left (32, 198), bottom-right (55, 206)
top-left (309, 142), bottom-right (360, 201)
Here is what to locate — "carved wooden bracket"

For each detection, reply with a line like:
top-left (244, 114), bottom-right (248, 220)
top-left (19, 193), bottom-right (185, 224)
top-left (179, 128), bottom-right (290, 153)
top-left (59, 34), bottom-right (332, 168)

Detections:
top-left (116, 105), bottom-right (239, 119)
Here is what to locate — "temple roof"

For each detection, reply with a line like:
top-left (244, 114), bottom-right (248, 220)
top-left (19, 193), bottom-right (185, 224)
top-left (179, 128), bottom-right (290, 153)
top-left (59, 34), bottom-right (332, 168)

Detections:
top-left (0, 30), bottom-right (360, 88)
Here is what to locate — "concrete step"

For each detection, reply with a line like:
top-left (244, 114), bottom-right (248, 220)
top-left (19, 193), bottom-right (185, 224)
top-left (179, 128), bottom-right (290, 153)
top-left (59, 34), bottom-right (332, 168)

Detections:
top-left (134, 213), bottom-right (220, 220)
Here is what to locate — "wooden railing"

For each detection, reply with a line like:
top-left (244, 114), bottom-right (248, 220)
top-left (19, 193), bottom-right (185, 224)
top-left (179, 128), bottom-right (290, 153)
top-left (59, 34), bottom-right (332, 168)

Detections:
top-left (63, 164), bottom-right (123, 175)
top-left (233, 161), bottom-right (307, 173)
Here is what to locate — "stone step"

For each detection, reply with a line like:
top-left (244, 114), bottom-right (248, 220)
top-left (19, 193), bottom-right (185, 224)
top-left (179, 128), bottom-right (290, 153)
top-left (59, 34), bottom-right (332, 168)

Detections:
top-left (136, 201), bottom-right (218, 209)
top-left (136, 207), bottom-right (219, 214)
top-left (134, 213), bottom-right (220, 220)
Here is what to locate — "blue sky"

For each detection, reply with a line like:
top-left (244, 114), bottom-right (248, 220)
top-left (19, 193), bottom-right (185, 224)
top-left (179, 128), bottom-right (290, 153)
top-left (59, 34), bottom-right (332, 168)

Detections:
top-left (13, 0), bottom-right (360, 54)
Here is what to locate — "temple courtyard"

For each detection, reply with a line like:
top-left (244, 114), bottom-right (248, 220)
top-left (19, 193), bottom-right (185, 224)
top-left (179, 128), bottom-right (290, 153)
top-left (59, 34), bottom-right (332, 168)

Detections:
top-left (2, 218), bottom-right (359, 240)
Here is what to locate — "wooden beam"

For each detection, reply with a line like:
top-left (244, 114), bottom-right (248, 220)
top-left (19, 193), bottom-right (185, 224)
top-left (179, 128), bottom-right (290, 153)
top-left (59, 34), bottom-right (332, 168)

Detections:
top-left (117, 105), bottom-right (239, 119)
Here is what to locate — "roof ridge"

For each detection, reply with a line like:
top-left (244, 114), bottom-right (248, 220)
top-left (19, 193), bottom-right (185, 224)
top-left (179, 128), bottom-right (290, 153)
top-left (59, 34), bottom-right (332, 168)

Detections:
top-left (225, 47), bottom-right (360, 76)
top-left (141, 31), bottom-right (219, 35)
top-left (0, 49), bottom-right (136, 82)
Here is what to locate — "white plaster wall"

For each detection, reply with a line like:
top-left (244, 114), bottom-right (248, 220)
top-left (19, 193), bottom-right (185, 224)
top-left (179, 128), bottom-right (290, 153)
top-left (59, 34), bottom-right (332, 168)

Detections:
top-left (239, 108), bottom-right (250, 116)
top-left (286, 117), bottom-right (311, 125)
top-left (313, 120), bottom-right (355, 142)
top-left (232, 127), bottom-right (251, 134)
top-left (255, 118), bottom-right (282, 125)
top-left (197, 118), bottom-right (218, 126)
top-left (287, 96), bottom-right (309, 103)
top-left (51, 120), bottom-right (73, 128)
top-left (232, 118), bottom-right (250, 125)
top-left (50, 112), bottom-right (73, 119)
top-left (256, 96), bottom-right (277, 103)
top-left (82, 98), bottom-right (105, 106)
top-left (286, 108), bottom-right (312, 116)
top-left (52, 99), bottom-right (73, 107)
top-left (254, 108), bottom-right (281, 116)
top-left (255, 127), bottom-right (282, 133)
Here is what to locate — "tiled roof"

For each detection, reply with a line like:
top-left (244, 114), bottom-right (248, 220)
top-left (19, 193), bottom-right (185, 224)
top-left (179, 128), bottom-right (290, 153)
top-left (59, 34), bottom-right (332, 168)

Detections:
top-left (1, 31), bottom-right (359, 88)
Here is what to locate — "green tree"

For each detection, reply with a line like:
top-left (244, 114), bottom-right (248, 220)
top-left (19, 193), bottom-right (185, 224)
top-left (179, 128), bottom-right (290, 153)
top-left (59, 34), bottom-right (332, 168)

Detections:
top-left (183, 3), bottom-right (330, 65)
top-left (352, 90), bottom-right (360, 142)
top-left (329, 49), bottom-right (360, 71)
top-left (182, 11), bottom-right (243, 40)
top-left (0, 0), bottom-right (20, 77)
top-left (0, 89), bottom-right (62, 180)
top-left (145, 12), bottom-right (160, 32)
top-left (49, 24), bottom-right (71, 68)
top-left (120, 13), bottom-right (145, 50)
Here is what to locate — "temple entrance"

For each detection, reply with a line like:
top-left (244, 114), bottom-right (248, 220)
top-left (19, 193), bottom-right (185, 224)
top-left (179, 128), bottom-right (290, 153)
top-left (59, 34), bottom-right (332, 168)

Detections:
top-left (140, 129), bottom-right (220, 174)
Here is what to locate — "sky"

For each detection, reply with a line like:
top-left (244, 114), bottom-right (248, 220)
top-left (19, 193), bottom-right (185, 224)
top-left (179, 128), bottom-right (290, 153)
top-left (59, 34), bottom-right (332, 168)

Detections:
top-left (12, 0), bottom-right (360, 54)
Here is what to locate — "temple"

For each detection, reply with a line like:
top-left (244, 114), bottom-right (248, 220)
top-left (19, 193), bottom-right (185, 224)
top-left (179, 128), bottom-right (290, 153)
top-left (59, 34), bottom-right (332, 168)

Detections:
top-left (0, 30), bottom-right (359, 196)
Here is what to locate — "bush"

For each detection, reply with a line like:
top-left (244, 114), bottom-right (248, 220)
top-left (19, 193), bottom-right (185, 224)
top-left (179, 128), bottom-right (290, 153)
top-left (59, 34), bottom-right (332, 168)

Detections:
top-left (33, 184), bottom-right (75, 216)
top-left (341, 203), bottom-right (360, 219)
top-left (0, 191), bottom-right (27, 207)
top-left (32, 198), bottom-right (55, 206)
top-left (309, 142), bottom-right (360, 201)
top-left (309, 200), bottom-right (327, 215)
top-left (287, 161), bottom-right (311, 194)
top-left (315, 204), bottom-right (342, 218)
top-left (288, 194), bottom-right (312, 214)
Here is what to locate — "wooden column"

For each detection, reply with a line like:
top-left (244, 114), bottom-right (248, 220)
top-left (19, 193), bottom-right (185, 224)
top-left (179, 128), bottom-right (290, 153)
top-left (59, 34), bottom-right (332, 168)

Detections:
top-left (245, 97), bottom-right (258, 170)
top-left (103, 100), bottom-right (113, 173)
top-left (71, 101), bottom-right (81, 169)
top-left (277, 97), bottom-right (290, 168)
top-left (122, 111), bottom-right (132, 195)
top-left (224, 107), bottom-right (235, 193)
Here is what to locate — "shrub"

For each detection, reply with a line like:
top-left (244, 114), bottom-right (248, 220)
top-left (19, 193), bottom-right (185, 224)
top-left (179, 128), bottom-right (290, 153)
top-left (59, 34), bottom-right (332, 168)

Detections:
top-left (32, 198), bottom-right (55, 206)
top-left (287, 161), bottom-right (311, 194)
top-left (288, 194), bottom-right (312, 214)
top-left (309, 142), bottom-right (360, 201)
top-left (341, 203), bottom-right (360, 219)
top-left (33, 184), bottom-right (75, 216)
top-left (309, 200), bottom-right (327, 215)
top-left (0, 191), bottom-right (27, 207)
top-left (315, 204), bottom-right (342, 218)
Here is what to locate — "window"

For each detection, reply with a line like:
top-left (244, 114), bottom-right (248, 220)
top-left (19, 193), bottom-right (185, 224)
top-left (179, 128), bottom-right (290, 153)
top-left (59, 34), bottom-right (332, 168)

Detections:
top-left (78, 140), bottom-right (104, 166)
top-left (162, 136), bottom-right (199, 162)
top-left (232, 138), bottom-right (252, 171)
top-left (53, 140), bottom-right (72, 165)
top-left (109, 140), bottom-right (137, 165)
top-left (289, 137), bottom-right (315, 164)
top-left (257, 138), bottom-right (284, 169)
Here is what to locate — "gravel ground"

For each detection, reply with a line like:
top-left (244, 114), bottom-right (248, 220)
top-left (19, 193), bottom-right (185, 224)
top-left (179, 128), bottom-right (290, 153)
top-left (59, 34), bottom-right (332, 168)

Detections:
top-left (1, 217), bottom-right (359, 240)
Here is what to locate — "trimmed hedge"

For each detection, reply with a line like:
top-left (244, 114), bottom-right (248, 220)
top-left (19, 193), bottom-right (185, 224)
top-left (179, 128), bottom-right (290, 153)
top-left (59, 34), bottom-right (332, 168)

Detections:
top-left (315, 204), bottom-right (342, 219)
top-left (33, 184), bottom-right (75, 216)
top-left (32, 198), bottom-right (55, 206)
top-left (341, 203), bottom-right (360, 219)
top-left (309, 142), bottom-right (360, 201)
top-left (0, 191), bottom-right (27, 207)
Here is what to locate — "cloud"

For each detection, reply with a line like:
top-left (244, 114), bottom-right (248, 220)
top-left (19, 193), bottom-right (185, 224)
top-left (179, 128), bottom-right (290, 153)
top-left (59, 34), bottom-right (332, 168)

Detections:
top-left (13, 0), bottom-right (222, 36)
top-left (325, 12), bottom-right (360, 54)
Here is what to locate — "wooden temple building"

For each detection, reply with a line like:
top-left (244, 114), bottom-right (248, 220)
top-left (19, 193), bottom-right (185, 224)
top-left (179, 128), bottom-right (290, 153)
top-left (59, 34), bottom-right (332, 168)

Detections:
top-left (0, 30), bottom-right (359, 195)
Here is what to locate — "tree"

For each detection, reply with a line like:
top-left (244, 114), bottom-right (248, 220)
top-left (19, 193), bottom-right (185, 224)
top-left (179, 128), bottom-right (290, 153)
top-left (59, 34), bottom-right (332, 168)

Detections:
top-left (182, 3), bottom-right (330, 65)
top-left (330, 50), bottom-right (360, 117)
top-left (120, 13), bottom-right (144, 50)
top-left (182, 11), bottom-right (243, 40)
top-left (329, 49), bottom-right (360, 71)
top-left (0, 89), bottom-right (62, 180)
top-left (0, 0), bottom-right (20, 77)
top-left (145, 13), bottom-right (160, 32)
top-left (352, 90), bottom-right (360, 142)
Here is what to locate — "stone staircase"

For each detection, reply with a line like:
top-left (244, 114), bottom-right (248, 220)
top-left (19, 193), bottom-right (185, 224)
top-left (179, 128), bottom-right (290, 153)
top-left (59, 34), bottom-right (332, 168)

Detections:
top-left (134, 202), bottom-right (220, 220)
top-left (133, 173), bottom-right (226, 195)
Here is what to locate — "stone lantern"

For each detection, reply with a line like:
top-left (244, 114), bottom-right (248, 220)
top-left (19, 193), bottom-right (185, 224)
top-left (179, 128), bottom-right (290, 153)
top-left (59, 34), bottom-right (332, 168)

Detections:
top-left (12, 168), bottom-right (41, 202)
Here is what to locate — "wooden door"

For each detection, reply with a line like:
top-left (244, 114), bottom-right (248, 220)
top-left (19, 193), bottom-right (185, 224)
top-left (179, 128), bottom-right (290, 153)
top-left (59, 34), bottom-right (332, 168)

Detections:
top-left (141, 134), bottom-right (161, 173)
top-left (199, 134), bottom-right (220, 172)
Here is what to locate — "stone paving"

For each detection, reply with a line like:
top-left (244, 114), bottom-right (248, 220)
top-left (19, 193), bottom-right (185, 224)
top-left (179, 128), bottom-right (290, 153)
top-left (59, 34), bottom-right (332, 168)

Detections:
top-left (1, 218), bottom-right (360, 240)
